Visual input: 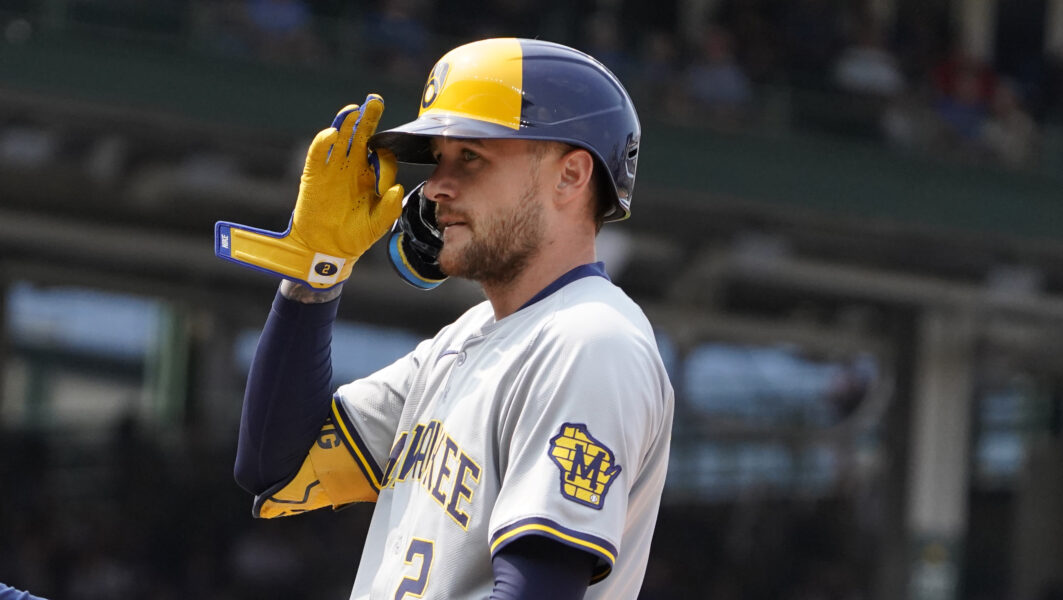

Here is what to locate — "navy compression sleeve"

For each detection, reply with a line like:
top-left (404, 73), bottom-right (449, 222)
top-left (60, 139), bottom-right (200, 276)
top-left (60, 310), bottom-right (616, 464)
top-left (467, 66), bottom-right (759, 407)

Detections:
top-left (490, 537), bottom-right (596, 600)
top-left (234, 289), bottom-right (339, 495)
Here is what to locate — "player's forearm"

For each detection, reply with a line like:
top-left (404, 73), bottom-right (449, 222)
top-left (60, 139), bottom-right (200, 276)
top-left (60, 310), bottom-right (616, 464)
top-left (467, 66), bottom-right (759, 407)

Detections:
top-left (234, 288), bottom-right (339, 494)
top-left (280, 279), bottom-right (344, 303)
top-left (490, 537), bottom-right (595, 600)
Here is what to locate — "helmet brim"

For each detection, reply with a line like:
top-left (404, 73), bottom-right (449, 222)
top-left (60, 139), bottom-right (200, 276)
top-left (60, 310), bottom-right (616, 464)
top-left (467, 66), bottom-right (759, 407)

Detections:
top-left (369, 110), bottom-right (633, 223)
top-left (369, 114), bottom-right (519, 164)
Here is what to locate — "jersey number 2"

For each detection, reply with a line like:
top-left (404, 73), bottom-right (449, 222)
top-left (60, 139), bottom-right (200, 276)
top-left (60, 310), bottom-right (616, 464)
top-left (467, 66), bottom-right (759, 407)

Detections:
top-left (394, 538), bottom-right (434, 600)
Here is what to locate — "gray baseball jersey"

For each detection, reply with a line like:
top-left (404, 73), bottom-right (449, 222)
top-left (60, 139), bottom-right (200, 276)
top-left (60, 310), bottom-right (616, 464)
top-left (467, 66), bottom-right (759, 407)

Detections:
top-left (333, 273), bottom-right (673, 599)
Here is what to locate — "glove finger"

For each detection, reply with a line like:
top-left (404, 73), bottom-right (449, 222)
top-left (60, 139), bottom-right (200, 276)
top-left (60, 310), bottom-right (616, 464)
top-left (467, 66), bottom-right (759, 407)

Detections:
top-left (330, 103), bottom-right (361, 131)
top-left (370, 183), bottom-right (405, 237)
top-left (306, 127), bottom-right (339, 172)
top-left (329, 103), bottom-right (361, 163)
top-left (370, 149), bottom-right (398, 196)
top-left (353, 94), bottom-right (385, 146)
top-left (349, 94), bottom-right (384, 169)
top-left (316, 104), bottom-right (359, 165)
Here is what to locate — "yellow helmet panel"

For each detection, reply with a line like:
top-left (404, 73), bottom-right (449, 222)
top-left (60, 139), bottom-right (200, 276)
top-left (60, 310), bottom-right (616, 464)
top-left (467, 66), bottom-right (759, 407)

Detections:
top-left (419, 38), bottom-right (523, 131)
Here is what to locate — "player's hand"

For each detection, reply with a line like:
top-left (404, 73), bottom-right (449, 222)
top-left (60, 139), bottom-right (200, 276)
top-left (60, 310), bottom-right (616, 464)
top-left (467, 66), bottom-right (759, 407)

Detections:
top-left (292, 97), bottom-right (404, 267)
top-left (214, 95), bottom-right (404, 289)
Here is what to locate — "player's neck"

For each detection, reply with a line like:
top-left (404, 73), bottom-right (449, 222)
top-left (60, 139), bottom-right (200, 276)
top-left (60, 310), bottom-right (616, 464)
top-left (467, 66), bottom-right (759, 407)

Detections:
top-left (481, 239), bottom-right (596, 321)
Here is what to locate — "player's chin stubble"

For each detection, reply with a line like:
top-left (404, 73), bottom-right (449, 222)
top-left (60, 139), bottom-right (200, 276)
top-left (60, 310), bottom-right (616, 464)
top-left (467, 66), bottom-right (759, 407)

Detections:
top-left (439, 185), bottom-right (544, 287)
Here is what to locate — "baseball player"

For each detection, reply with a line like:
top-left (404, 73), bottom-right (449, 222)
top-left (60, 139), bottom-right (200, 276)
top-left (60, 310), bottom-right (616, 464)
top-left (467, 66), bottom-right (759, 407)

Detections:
top-left (216, 38), bottom-right (674, 599)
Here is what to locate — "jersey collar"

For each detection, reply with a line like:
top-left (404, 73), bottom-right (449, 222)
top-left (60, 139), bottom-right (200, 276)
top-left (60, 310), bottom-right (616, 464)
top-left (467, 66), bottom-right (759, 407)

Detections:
top-left (518, 262), bottom-right (610, 312)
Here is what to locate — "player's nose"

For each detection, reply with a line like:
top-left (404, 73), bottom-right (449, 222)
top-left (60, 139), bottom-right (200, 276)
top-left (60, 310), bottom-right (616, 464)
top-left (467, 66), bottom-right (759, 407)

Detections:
top-left (423, 165), bottom-right (456, 204)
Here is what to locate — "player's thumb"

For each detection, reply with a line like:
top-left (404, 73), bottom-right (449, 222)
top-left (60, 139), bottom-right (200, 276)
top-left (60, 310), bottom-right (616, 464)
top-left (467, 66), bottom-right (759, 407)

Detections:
top-left (370, 183), bottom-right (405, 236)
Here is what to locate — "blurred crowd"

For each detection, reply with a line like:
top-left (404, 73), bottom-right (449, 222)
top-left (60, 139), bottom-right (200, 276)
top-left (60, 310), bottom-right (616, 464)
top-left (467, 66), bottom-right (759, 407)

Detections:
top-left (182, 0), bottom-right (1063, 171)
top-left (0, 419), bottom-right (373, 599)
top-left (3, 0), bottom-right (1053, 168)
top-left (0, 418), bottom-right (878, 599)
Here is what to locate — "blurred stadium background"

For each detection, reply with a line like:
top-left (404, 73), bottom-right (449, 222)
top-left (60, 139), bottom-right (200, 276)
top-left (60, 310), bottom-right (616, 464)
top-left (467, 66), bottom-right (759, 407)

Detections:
top-left (1, 0), bottom-right (1062, 598)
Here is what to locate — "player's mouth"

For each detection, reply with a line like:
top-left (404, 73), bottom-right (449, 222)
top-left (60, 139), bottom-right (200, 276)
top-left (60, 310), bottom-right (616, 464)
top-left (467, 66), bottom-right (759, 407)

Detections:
top-left (436, 212), bottom-right (470, 234)
top-left (441, 223), bottom-right (468, 244)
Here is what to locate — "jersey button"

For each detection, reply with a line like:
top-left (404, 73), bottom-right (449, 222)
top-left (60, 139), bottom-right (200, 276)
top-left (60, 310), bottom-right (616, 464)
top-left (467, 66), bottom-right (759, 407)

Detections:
top-left (456, 352), bottom-right (466, 366)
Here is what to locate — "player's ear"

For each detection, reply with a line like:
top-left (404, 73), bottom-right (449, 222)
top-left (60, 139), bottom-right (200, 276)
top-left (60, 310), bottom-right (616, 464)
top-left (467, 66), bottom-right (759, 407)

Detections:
top-left (555, 147), bottom-right (594, 201)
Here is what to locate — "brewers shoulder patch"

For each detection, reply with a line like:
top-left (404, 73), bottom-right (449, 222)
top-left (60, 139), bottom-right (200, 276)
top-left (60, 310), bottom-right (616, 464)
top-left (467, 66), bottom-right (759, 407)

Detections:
top-left (548, 423), bottom-right (622, 510)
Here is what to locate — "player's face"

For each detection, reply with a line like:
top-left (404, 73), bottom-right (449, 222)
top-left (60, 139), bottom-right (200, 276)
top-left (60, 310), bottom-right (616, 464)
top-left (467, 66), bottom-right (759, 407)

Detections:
top-left (425, 138), bottom-right (550, 286)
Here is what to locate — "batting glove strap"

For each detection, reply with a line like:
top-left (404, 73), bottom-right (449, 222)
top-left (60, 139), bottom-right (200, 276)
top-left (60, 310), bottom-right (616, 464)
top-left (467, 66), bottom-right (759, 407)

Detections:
top-left (215, 217), bottom-right (354, 290)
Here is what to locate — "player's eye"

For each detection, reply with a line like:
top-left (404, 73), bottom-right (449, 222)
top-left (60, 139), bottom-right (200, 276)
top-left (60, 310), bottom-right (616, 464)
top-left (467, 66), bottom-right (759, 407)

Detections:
top-left (461, 149), bottom-right (479, 162)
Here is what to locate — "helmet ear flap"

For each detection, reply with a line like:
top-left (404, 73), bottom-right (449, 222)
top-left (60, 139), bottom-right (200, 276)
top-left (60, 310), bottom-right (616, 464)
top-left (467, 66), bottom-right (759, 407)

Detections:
top-left (387, 182), bottom-right (448, 289)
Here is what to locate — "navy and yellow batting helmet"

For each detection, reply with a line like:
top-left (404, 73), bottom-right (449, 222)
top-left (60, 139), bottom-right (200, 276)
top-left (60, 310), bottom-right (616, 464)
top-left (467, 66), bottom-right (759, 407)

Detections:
top-left (369, 38), bottom-right (641, 222)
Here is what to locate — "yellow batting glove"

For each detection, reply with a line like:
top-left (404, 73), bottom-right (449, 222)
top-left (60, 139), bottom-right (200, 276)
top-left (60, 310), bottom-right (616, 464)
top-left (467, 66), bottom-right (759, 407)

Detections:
top-left (215, 94), bottom-right (404, 289)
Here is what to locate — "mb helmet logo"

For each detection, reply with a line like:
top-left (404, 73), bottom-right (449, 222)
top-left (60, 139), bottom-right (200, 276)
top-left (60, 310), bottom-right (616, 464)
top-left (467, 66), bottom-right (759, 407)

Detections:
top-left (422, 61), bottom-right (450, 109)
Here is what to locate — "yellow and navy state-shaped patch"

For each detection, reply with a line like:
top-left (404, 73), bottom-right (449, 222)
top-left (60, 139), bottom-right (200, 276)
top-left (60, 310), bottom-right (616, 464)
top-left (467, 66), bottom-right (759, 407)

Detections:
top-left (549, 423), bottom-right (622, 510)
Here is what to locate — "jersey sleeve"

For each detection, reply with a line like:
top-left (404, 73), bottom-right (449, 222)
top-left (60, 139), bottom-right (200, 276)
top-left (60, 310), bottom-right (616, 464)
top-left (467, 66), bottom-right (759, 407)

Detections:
top-left (487, 311), bottom-right (671, 584)
top-left (254, 333), bottom-right (436, 518)
top-left (330, 336), bottom-right (435, 492)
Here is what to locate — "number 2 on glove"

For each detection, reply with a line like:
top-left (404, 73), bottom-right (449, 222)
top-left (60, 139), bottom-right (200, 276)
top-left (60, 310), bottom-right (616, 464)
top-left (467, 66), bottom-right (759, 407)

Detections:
top-left (214, 95), bottom-right (404, 289)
